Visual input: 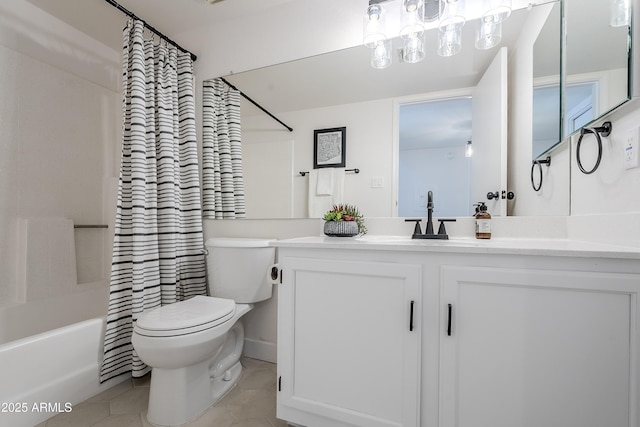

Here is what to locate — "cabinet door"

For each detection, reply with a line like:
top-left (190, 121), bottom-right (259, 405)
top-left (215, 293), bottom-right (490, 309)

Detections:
top-left (440, 266), bottom-right (637, 427)
top-left (278, 257), bottom-right (422, 427)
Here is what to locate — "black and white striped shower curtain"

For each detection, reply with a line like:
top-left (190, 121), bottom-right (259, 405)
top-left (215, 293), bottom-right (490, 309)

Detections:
top-left (100, 19), bottom-right (207, 382)
top-left (202, 78), bottom-right (246, 218)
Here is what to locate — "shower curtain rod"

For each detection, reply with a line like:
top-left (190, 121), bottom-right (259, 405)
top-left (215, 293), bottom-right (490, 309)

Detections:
top-left (103, 0), bottom-right (197, 62)
top-left (220, 77), bottom-right (293, 132)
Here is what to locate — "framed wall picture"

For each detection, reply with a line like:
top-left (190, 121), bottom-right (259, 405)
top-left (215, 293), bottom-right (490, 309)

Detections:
top-left (313, 127), bottom-right (346, 168)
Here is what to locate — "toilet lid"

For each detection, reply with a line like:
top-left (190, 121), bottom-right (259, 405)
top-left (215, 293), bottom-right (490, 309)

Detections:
top-left (135, 296), bottom-right (235, 336)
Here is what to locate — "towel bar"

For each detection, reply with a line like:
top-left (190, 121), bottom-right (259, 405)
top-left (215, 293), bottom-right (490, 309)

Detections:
top-left (74, 225), bottom-right (109, 229)
top-left (299, 168), bottom-right (359, 177)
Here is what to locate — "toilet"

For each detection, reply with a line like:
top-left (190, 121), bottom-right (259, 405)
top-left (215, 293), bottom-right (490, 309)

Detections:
top-left (131, 237), bottom-right (276, 427)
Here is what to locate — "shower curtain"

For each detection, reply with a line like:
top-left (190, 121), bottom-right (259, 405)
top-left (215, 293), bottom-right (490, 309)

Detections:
top-left (100, 19), bottom-right (207, 382)
top-left (202, 78), bottom-right (246, 218)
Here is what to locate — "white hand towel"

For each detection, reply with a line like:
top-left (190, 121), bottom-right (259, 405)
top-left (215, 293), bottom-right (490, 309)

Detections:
top-left (316, 168), bottom-right (334, 196)
top-left (308, 168), bottom-right (346, 218)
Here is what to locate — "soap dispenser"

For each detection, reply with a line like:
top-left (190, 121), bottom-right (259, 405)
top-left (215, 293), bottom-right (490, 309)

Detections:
top-left (474, 202), bottom-right (491, 239)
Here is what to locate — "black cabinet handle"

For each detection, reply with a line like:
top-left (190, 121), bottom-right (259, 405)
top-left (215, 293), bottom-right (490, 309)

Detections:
top-left (409, 300), bottom-right (415, 332)
top-left (447, 304), bottom-right (452, 336)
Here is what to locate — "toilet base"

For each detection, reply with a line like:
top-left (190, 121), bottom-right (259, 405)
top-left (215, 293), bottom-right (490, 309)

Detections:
top-left (145, 319), bottom-right (247, 427)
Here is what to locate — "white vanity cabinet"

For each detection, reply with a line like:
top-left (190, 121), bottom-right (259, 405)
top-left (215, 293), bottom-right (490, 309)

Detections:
top-left (273, 238), bottom-right (640, 427)
top-left (277, 255), bottom-right (422, 427)
top-left (439, 265), bottom-right (637, 427)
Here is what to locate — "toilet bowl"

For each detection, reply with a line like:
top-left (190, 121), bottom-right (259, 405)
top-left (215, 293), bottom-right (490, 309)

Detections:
top-left (131, 238), bottom-right (276, 427)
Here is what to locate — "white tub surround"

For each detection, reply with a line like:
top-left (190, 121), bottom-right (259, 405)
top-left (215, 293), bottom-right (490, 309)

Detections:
top-left (273, 236), bottom-right (640, 427)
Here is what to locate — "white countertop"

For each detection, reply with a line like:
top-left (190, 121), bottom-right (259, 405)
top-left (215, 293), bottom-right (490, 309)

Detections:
top-left (271, 235), bottom-right (640, 259)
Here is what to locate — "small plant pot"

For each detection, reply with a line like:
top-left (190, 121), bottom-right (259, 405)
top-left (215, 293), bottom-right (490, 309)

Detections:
top-left (324, 220), bottom-right (359, 237)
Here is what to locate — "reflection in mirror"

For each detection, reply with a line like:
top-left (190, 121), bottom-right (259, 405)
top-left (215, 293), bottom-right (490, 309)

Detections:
top-left (532, 1), bottom-right (561, 159)
top-left (534, 0), bottom-right (631, 160)
top-left (204, 6), bottom-right (555, 219)
top-left (398, 97), bottom-right (473, 217)
top-left (564, 0), bottom-right (630, 137)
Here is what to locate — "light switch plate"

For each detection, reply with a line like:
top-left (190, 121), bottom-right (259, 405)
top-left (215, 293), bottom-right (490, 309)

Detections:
top-left (371, 176), bottom-right (384, 188)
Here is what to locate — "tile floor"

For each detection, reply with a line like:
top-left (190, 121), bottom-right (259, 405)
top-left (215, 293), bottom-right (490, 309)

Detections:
top-left (36, 358), bottom-right (287, 427)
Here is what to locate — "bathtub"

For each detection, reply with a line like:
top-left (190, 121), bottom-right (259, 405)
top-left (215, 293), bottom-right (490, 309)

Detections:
top-left (0, 288), bottom-right (129, 427)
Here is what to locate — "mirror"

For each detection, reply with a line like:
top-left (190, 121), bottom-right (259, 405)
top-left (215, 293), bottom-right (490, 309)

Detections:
top-left (564, 0), bottom-right (630, 136)
top-left (206, 9), bottom-right (529, 218)
top-left (532, 1), bottom-right (562, 159)
top-left (533, 0), bottom-right (631, 159)
top-left (204, 4), bottom-right (560, 219)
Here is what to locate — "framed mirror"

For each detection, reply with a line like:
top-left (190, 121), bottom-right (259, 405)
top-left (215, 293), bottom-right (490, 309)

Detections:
top-left (532, 1), bottom-right (562, 159)
top-left (564, 0), bottom-right (631, 138)
top-left (534, 0), bottom-right (632, 160)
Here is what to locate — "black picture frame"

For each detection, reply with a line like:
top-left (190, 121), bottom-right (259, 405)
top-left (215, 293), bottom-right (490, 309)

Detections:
top-left (313, 127), bottom-right (346, 169)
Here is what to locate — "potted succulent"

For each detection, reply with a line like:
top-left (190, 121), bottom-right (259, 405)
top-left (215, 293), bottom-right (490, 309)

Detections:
top-left (323, 204), bottom-right (367, 237)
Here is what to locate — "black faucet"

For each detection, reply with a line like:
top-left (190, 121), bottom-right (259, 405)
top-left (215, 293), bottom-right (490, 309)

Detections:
top-left (405, 190), bottom-right (456, 240)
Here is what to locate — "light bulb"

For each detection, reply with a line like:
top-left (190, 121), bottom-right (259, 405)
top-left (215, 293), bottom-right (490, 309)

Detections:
top-left (363, 4), bottom-right (387, 48)
top-left (475, 15), bottom-right (502, 49)
top-left (371, 39), bottom-right (392, 69)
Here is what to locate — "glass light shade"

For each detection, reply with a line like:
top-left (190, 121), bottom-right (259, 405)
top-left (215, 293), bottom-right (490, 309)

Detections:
top-left (404, 0), bottom-right (422, 13)
top-left (417, 0), bottom-right (440, 23)
top-left (482, 0), bottom-right (511, 23)
top-left (371, 39), bottom-right (392, 69)
top-left (610, 0), bottom-right (630, 27)
top-left (400, 0), bottom-right (426, 38)
top-left (363, 4), bottom-right (387, 48)
top-left (403, 33), bottom-right (426, 63)
top-left (440, 0), bottom-right (466, 26)
top-left (438, 0), bottom-right (465, 57)
top-left (475, 16), bottom-right (502, 50)
top-left (465, 141), bottom-right (473, 158)
top-left (438, 23), bottom-right (463, 57)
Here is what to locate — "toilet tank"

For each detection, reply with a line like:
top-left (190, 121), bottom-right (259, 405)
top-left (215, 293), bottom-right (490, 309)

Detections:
top-left (205, 237), bottom-right (276, 303)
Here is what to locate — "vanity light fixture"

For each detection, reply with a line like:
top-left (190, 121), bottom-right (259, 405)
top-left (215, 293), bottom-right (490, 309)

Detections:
top-left (465, 140), bottom-right (473, 157)
top-left (363, 0), bottom-right (513, 67)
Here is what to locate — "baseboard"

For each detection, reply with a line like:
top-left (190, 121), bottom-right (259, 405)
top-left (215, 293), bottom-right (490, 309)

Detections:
top-left (243, 338), bottom-right (276, 363)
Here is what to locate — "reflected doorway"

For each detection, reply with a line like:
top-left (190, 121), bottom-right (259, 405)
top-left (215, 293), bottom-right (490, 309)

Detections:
top-left (398, 97), bottom-right (473, 218)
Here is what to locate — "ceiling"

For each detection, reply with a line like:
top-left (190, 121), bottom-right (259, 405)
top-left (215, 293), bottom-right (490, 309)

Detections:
top-left (23, 0), bottom-right (297, 55)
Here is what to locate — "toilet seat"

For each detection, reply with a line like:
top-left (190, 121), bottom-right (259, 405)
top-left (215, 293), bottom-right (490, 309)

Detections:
top-left (134, 296), bottom-right (236, 337)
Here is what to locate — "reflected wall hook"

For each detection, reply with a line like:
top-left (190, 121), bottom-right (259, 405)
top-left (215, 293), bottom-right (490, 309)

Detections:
top-left (531, 156), bottom-right (551, 192)
top-left (576, 121), bottom-right (612, 175)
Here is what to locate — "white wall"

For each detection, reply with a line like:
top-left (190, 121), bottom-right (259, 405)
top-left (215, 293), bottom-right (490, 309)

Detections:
top-left (570, 101), bottom-right (640, 218)
top-left (242, 98), bottom-right (396, 219)
top-left (399, 146), bottom-right (471, 218)
top-left (0, 2), bottom-right (120, 307)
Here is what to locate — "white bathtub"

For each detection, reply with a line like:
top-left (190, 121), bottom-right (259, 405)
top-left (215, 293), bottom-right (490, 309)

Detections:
top-left (0, 289), bottom-right (129, 427)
